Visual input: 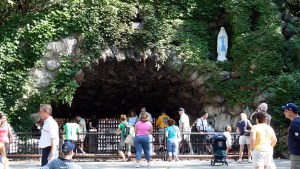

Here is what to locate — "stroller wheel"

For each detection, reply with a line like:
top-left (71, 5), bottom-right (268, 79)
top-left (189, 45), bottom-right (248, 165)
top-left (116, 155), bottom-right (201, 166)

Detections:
top-left (226, 162), bottom-right (228, 166)
top-left (211, 160), bottom-right (214, 166)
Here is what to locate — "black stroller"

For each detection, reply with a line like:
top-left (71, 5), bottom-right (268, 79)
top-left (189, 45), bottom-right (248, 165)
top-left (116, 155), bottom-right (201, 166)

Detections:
top-left (210, 134), bottom-right (228, 166)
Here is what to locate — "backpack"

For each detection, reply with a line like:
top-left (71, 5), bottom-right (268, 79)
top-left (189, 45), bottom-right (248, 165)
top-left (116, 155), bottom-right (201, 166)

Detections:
top-left (122, 122), bottom-right (133, 138)
top-left (162, 117), bottom-right (169, 125)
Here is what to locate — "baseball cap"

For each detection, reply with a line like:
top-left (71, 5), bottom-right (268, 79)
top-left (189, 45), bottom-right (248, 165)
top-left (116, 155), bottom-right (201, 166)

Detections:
top-left (178, 108), bottom-right (184, 112)
top-left (62, 141), bottom-right (75, 154)
top-left (281, 103), bottom-right (298, 113)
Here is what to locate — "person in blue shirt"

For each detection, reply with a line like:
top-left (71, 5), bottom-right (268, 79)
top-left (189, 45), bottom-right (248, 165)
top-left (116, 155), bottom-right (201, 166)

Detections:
top-left (165, 119), bottom-right (180, 162)
top-left (282, 103), bottom-right (300, 169)
top-left (41, 141), bottom-right (82, 169)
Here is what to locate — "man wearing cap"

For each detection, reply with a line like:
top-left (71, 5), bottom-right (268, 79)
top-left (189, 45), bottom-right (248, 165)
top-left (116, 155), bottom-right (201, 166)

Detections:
top-left (178, 107), bottom-right (194, 155)
top-left (41, 141), bottom-right (82, 169)
top-left (282, 103), bottom-right (300, 169)
top-left (250, 103), bottom-right (272, 125)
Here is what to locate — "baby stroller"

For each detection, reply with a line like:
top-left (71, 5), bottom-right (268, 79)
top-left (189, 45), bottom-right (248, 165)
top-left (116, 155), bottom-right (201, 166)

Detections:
top-left (210, 134), bottom-right (228, 166)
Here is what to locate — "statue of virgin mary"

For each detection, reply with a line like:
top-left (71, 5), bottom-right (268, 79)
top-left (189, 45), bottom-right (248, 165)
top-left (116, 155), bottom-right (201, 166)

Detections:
top-left (217, 27), bottom-right (228, 61)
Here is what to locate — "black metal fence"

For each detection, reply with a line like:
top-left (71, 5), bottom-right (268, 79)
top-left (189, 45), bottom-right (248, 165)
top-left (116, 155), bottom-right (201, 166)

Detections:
top-left (8, 132), bottom-right (241, 156)
top-left (8, 117), bottom-right (245, 159)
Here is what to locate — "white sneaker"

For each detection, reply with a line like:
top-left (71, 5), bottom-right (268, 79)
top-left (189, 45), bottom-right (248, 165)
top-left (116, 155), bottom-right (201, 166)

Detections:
top-left (135, 163), bottom-right (140, 168)
top-left (248, 158), bottom-right (252, 163)
top-left (237, 159), bottom-right (242, 163)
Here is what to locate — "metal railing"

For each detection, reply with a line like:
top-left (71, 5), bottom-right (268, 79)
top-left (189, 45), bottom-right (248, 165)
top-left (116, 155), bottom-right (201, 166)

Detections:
top-left (8, 131), bottom-right (242, 159)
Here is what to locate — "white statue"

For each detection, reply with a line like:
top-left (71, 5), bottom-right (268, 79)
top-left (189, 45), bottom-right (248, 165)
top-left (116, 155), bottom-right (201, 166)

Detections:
top-left (217, 27), bottom-right (228, 61)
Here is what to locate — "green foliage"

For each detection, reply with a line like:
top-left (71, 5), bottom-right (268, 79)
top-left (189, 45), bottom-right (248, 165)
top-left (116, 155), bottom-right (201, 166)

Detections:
top-left (0, 0), bottom-right (296, 142)
top-left (210, 0), bottom-right (285, 106)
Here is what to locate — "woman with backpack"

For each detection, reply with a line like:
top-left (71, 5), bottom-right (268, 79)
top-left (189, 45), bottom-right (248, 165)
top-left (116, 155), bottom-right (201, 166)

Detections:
top-left (236, 113), bottom-right (253, 163)
top-left (116, 114), bottom-right (132, 162)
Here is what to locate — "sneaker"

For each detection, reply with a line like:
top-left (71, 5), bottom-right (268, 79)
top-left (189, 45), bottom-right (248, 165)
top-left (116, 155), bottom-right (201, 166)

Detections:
top-left (248, 158), bottom-right (252, 163)
top-left (238, 159), bottom-right (242, 163)
top-left (135, 163), bottom-right (140, 168)
top-left (167, 157), bottom-right (172, 162)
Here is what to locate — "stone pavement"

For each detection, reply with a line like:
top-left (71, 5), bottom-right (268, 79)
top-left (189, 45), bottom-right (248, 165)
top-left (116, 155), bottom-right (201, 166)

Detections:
top-left (10, 159), bottom-right (290, 169)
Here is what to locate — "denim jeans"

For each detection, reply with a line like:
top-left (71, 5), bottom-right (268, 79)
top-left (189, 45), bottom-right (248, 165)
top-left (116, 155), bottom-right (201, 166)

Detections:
top-left (135, 135), bottom-right (150, 161)
top-left (167, 139), bottom-right (178, 156)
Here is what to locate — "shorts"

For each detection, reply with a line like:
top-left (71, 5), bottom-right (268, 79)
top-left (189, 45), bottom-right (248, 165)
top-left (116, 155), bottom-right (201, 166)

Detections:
top-left (181, 130), bottom-right (191, 142)
top-left (252, 149), bottom-right (275, 169)
top-left (239, 135), bottom-right (250, 145)
top-left (79, 134), bottom-right (86, 142)
top-left (158, 128), bottom-right (165, 143)
top-left (118, 138), bottom-right (131, 151)
top-left (291, 154), bottom-right (300, 169)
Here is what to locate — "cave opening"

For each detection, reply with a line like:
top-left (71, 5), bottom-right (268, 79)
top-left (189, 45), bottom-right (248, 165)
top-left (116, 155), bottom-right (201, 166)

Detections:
top-left (52, 58), bottom-right (203, 121)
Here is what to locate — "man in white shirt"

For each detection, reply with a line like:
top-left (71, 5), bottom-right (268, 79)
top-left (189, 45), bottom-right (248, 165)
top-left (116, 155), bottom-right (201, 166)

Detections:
top-left (76, 115), bottom-right (86, 153)
top-left (178, 108), bottom-right (193, 155)
top-left (38, 104), bottom-right (59, 167)
top-left (196, 112), bottom-right (208, 132)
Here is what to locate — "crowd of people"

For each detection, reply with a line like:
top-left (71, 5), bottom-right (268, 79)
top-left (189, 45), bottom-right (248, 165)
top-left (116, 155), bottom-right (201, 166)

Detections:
top-left (0, 102), bottom-right (298, 169)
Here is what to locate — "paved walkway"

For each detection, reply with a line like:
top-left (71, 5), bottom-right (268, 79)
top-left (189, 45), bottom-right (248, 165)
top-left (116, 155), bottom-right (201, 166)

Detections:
top-left (10, 159), bottom-right (290, 169)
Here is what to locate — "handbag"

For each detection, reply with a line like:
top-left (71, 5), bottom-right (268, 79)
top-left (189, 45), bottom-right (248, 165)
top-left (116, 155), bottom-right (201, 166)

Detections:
top-left (244, 120), bottom-right (251, 136)
top-left (124, 134), bottom-right (135, 146)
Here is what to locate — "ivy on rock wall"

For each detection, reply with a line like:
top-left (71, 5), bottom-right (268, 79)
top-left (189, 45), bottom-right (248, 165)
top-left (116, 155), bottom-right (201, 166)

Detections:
top-left (0, 0), bottom-right (216, 131)
top-left (0, 0), bottom-right (296, 134)
top-left (208, 0), bottom-right (285, 106)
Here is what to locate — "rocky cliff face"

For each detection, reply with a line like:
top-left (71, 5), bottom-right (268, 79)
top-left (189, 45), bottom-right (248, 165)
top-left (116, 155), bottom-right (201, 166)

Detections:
top-left (26, 36), bottom-right (268, 131)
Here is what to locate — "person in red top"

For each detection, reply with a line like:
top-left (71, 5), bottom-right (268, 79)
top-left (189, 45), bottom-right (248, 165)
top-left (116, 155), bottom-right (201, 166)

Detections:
top-left (0, 112), bottom-right (13, 153)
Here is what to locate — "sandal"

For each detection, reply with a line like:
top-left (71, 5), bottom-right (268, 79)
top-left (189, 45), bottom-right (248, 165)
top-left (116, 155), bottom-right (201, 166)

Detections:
top-left (127, 156), bottom-right (131, 162)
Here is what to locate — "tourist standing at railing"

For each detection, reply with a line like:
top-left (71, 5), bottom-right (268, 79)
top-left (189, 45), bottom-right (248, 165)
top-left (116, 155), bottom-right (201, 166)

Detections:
top-left (63, 120), bottom-right (79, 153)
top-left (165, 119), bottom-right (180, 162)
top-left (87, 115), bottom-right (98, 131)
top-left (0, 113), bottom-right (13, 154)
top-left (38, 104), bottom-right (59, 167)
top-left (250, 103), bottom-right (272, 125)
top-left (178, 107), bottom-right (194, 155)
top-left (76, 115), bottom-right (86, 154)
top-left (223, 125), bottom-right (232, 154)
top-left (116, 114), bottom-right (132, 162)
top-left (0, 142), bottom-right (9, 169)
top-left (196, 112), bottom-right (208, 132)
top-left (139, 107), bottom-right (153, 123)
top-left (128, 111), bottom-right (138, 126)
top-left (134, 112), bottom-right (153, 168)
top-left (41, 141), bottom-right (82, 169)
top-left (236, 112), bottom-right (252, 163)
top-left (250, 111), bottom-right (277, 169)
top-left (156, 111), bottom-right (170, 149)
top-left (281, 103), bottom-right (300, 169)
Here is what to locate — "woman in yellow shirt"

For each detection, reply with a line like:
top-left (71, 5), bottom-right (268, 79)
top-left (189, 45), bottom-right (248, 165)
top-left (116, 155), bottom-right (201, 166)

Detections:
top-left (250, 112), bottom-right (277, 169)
